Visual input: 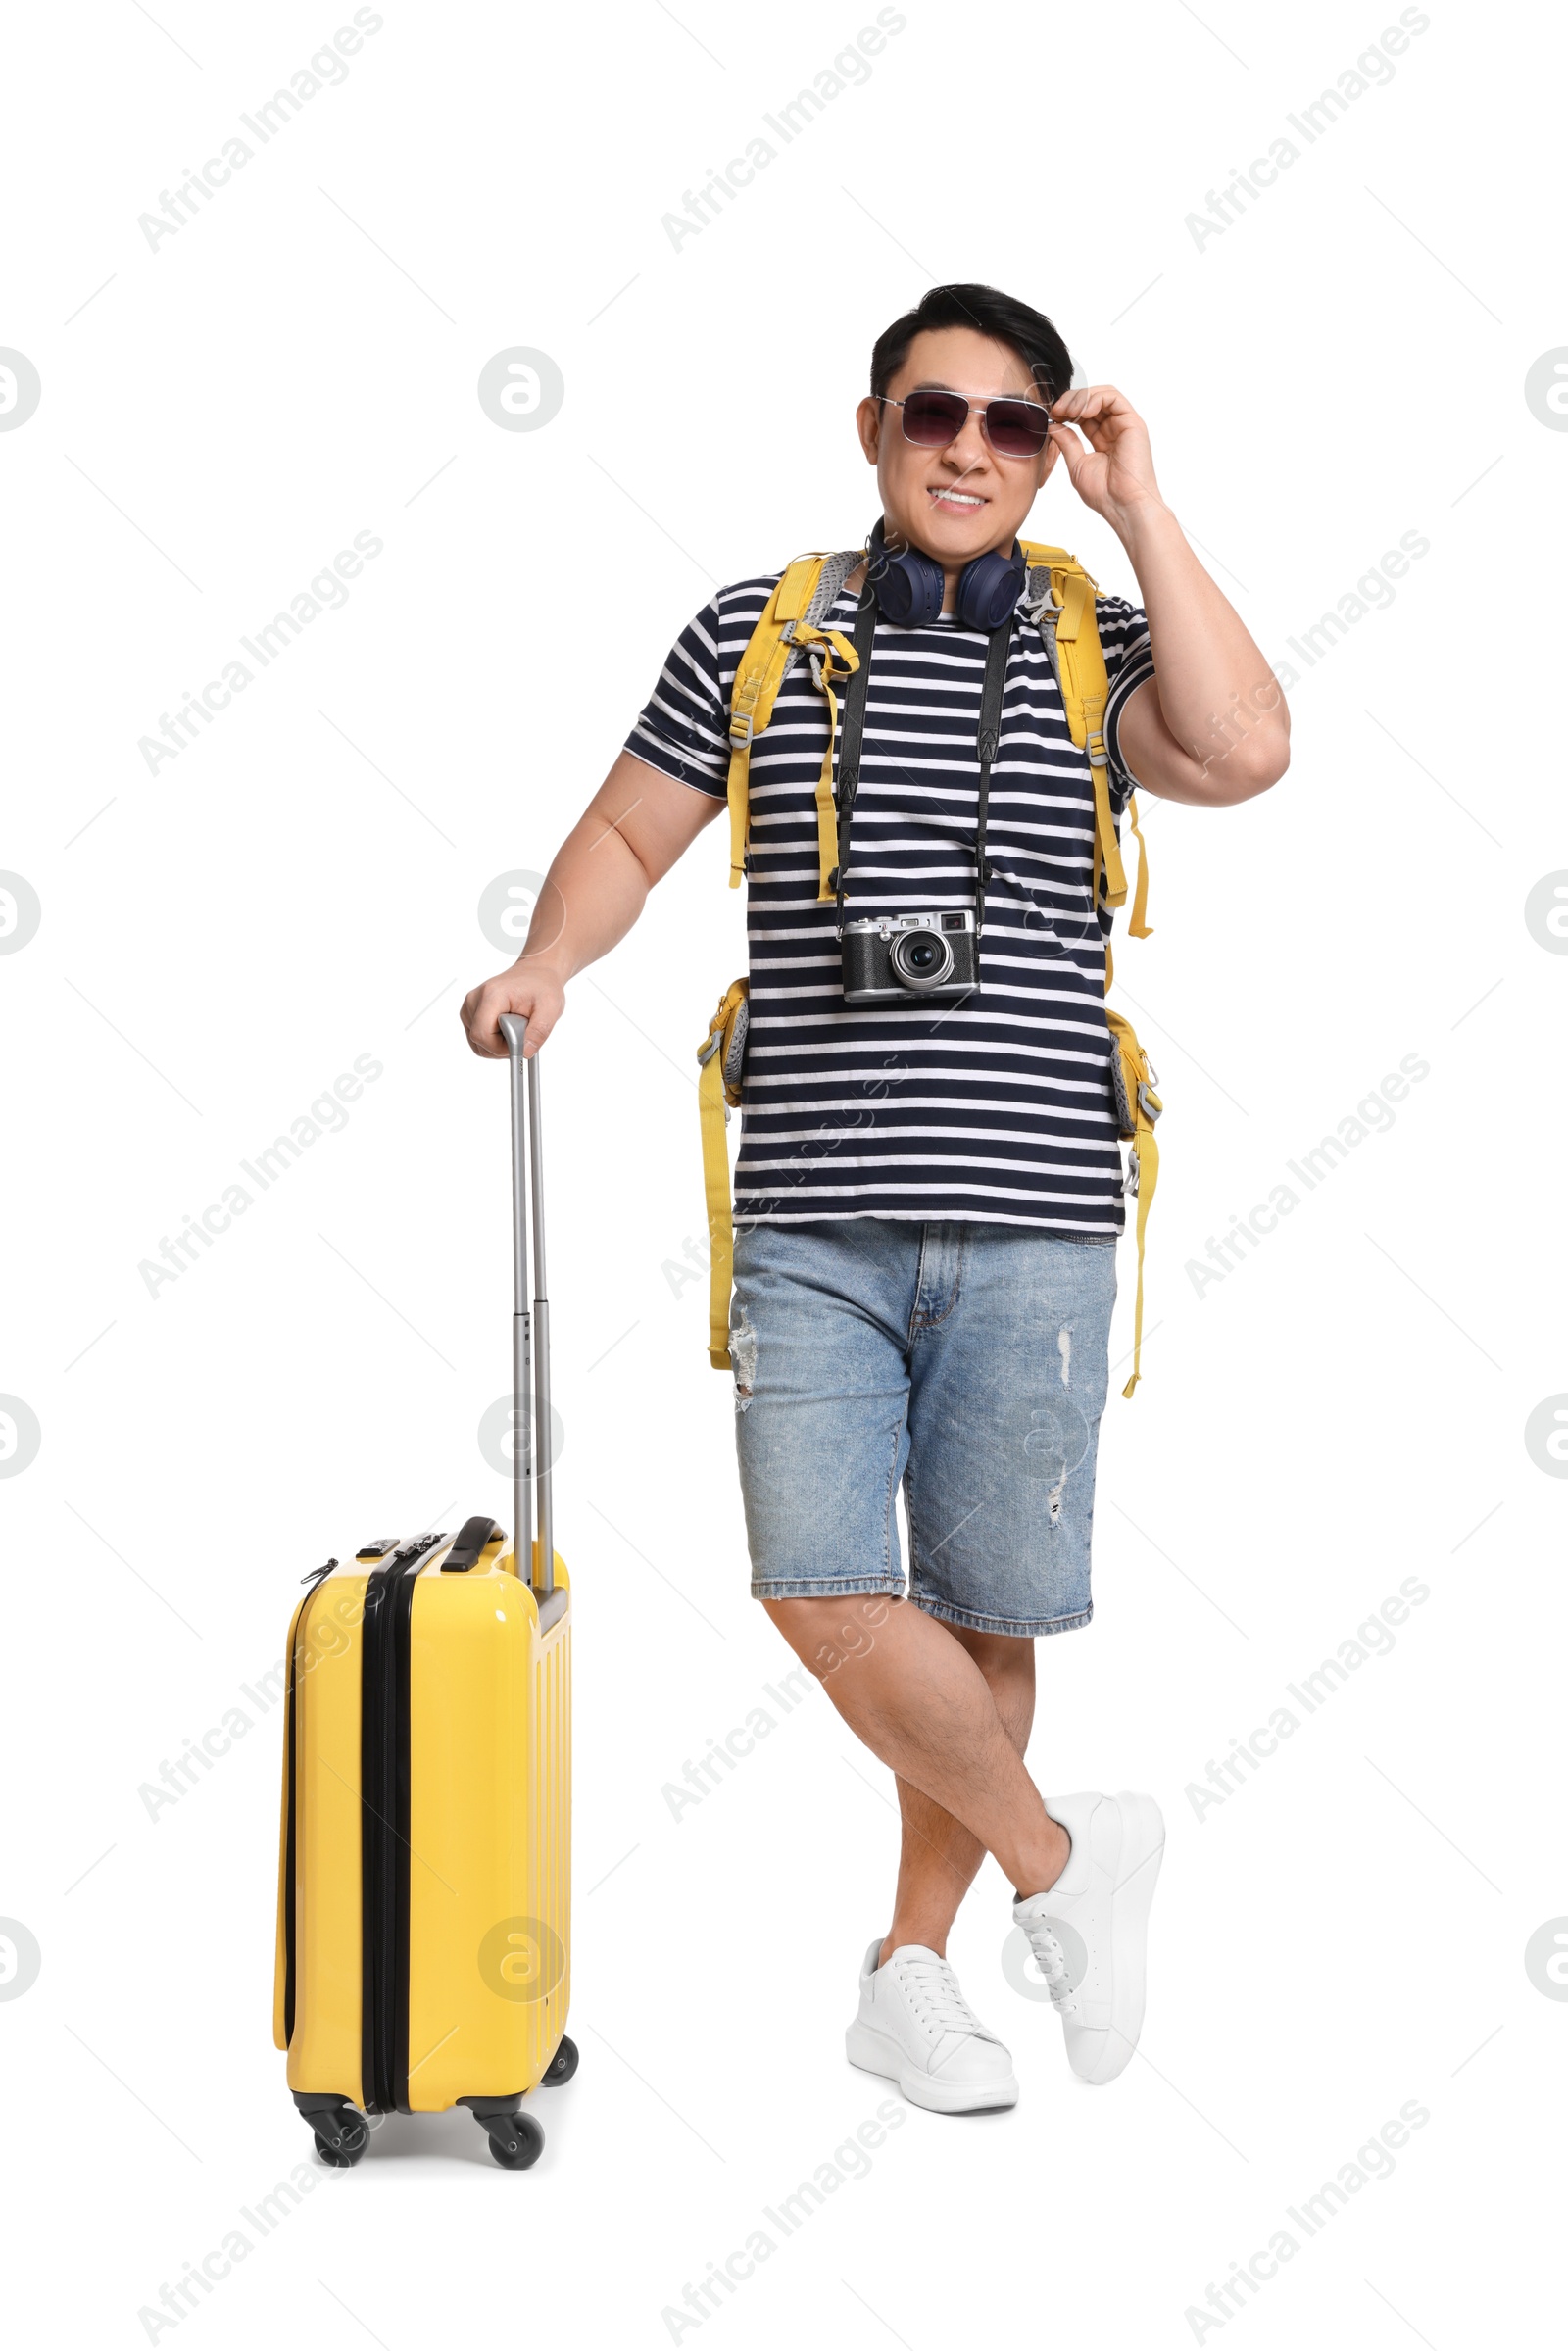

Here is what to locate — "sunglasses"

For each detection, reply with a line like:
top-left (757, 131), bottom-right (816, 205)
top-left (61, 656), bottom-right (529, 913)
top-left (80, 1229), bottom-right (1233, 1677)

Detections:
top-left (879, 388), bottom-right (1054, 460)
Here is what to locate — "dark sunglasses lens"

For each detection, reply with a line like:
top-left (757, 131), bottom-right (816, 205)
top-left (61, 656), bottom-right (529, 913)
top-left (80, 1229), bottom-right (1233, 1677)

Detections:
top-left (986, 400), bottom-right (1051, 457)
top-left (901, 391), bottom-right (969, 447)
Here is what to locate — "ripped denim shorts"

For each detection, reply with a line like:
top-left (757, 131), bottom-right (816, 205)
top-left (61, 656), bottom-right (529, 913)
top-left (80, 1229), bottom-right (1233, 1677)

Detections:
top-left (728, 1217), bottom-right (1118, 1639)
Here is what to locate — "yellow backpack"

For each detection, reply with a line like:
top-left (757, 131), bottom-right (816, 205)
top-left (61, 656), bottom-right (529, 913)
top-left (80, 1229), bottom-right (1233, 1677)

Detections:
top-left (696, 543), bottom-right (1160, 1396)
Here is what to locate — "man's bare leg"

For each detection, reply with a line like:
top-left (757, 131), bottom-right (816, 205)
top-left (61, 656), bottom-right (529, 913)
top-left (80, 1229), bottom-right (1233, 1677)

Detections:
top-left (878, 1627), bottom-right (1037, 1964)
top-left (762, 1593), bottom-right (1068, 1906)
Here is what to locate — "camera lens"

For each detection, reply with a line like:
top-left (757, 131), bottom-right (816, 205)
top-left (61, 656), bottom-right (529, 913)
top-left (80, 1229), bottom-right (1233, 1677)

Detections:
top-left (890, 928), bottom-right (955, 991)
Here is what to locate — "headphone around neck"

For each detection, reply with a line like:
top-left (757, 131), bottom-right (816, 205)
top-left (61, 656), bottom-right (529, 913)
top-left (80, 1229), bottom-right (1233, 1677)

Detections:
top-left (866, 515), bottom-right (1026, 632)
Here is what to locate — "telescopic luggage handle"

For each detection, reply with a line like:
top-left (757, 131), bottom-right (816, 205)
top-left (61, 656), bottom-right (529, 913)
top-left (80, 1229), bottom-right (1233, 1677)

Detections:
top-left (498, 1016), bottom-right (553, 1597)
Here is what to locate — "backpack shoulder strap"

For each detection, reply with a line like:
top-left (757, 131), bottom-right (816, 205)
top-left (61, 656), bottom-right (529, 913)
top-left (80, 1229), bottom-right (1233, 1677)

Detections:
top-left (1019, 541), bottom-right (1152, 939)
top-left (726, 556), bottom-right (827, 889)
top-left (726, 553), bottom-right (862, 900)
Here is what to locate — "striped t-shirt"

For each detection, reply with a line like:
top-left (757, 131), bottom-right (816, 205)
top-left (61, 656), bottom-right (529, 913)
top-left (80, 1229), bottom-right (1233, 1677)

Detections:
top-left (626, 563), bottom-right (1155, 1232)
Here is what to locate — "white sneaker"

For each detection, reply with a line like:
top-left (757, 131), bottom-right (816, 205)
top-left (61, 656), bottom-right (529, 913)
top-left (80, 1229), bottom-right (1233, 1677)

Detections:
top-left (846, 1938), bottom-right (1019, 2114)
top-left (1012, 1790), bottom-right (1164, 2085)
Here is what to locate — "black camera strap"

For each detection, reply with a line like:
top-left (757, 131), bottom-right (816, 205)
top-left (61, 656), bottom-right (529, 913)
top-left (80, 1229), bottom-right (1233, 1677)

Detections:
top-left (831, 593), bottom-right (1012, 939)
top-left (972, 618), bottom-right (1011, 941)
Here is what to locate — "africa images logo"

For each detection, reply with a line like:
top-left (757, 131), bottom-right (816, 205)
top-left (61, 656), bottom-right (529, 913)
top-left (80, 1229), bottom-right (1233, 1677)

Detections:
top-left (477, 1916), bottom-right (565, 2003)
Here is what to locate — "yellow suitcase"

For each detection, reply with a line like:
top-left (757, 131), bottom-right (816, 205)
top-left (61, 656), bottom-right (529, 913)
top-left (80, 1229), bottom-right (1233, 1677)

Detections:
top-left (273, 1016), bottom-right (573, 2169)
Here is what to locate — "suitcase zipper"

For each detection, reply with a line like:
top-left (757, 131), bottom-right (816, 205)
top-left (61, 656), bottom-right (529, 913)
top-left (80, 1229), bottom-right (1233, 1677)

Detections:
top-left (360, 1533), bottom-right (444, 2114)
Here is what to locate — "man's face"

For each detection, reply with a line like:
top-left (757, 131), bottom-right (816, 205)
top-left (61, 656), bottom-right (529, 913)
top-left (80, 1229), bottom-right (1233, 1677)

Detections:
top-left (857, 325), bottom-right (1058, 576)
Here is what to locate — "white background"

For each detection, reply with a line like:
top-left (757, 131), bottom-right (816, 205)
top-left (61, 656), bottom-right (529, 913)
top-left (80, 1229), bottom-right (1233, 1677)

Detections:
top-left (2, 0), bottom-right (1564, 2343)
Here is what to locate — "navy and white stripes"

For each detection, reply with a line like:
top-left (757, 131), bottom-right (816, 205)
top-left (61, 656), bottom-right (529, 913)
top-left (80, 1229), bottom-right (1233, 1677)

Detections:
top-left (628, 568), bottom-right (1155, 1233)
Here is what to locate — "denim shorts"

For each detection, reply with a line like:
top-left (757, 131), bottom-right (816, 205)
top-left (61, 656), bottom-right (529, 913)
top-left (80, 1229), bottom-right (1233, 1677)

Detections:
top-left (728, 1218), bottom-right (1118, 1639)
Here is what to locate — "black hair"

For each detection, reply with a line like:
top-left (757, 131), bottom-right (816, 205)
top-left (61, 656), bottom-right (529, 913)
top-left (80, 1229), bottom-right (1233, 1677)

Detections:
top-left (869, 283), bottom-right (1073, 406)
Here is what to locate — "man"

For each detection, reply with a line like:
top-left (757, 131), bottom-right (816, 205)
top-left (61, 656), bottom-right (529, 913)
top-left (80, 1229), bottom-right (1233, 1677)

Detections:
top-left (462, 284), bottom-right (1288, 2113)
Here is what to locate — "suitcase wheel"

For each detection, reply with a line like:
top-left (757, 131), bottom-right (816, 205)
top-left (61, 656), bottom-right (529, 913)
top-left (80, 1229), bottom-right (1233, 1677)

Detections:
top-left (481, 2110), bottom-right (545, 2171)
top-left (542, 2033), bottom-right (578, 2088)
top-left (312, 2107), bottom-right (368, 2168)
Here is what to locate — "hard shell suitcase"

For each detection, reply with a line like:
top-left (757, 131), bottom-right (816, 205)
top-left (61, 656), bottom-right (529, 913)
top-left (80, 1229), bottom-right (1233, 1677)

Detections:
top-left (273, 1017), bottom-right (574, 2169)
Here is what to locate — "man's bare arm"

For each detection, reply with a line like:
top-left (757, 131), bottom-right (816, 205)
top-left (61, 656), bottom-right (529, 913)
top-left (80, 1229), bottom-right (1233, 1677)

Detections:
top-left (1047, 384), bottom-right (1291, 808)
top-left (460, 750), bottom-right (724, 1058)
top-left (1110, 501), bottom-right (1289, 807)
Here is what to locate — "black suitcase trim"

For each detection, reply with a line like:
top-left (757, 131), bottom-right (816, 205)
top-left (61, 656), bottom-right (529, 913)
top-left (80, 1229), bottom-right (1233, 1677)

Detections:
top-left (359, 1558), bottom-right (393, 2112)
top-left (360, 1535), bottom-right (445, 2115)
top-left (282, 1617), bottom-right (301, 2044)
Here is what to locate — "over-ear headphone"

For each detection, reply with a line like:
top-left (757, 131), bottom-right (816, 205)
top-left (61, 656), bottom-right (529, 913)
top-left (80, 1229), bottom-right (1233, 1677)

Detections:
top-left (866, 516), bottom-right (1026, 632)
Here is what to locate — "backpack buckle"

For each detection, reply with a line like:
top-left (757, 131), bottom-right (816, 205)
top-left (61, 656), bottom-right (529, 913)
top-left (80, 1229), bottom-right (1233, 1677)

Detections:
top-left (727, 710), bottom-right (755, 747)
